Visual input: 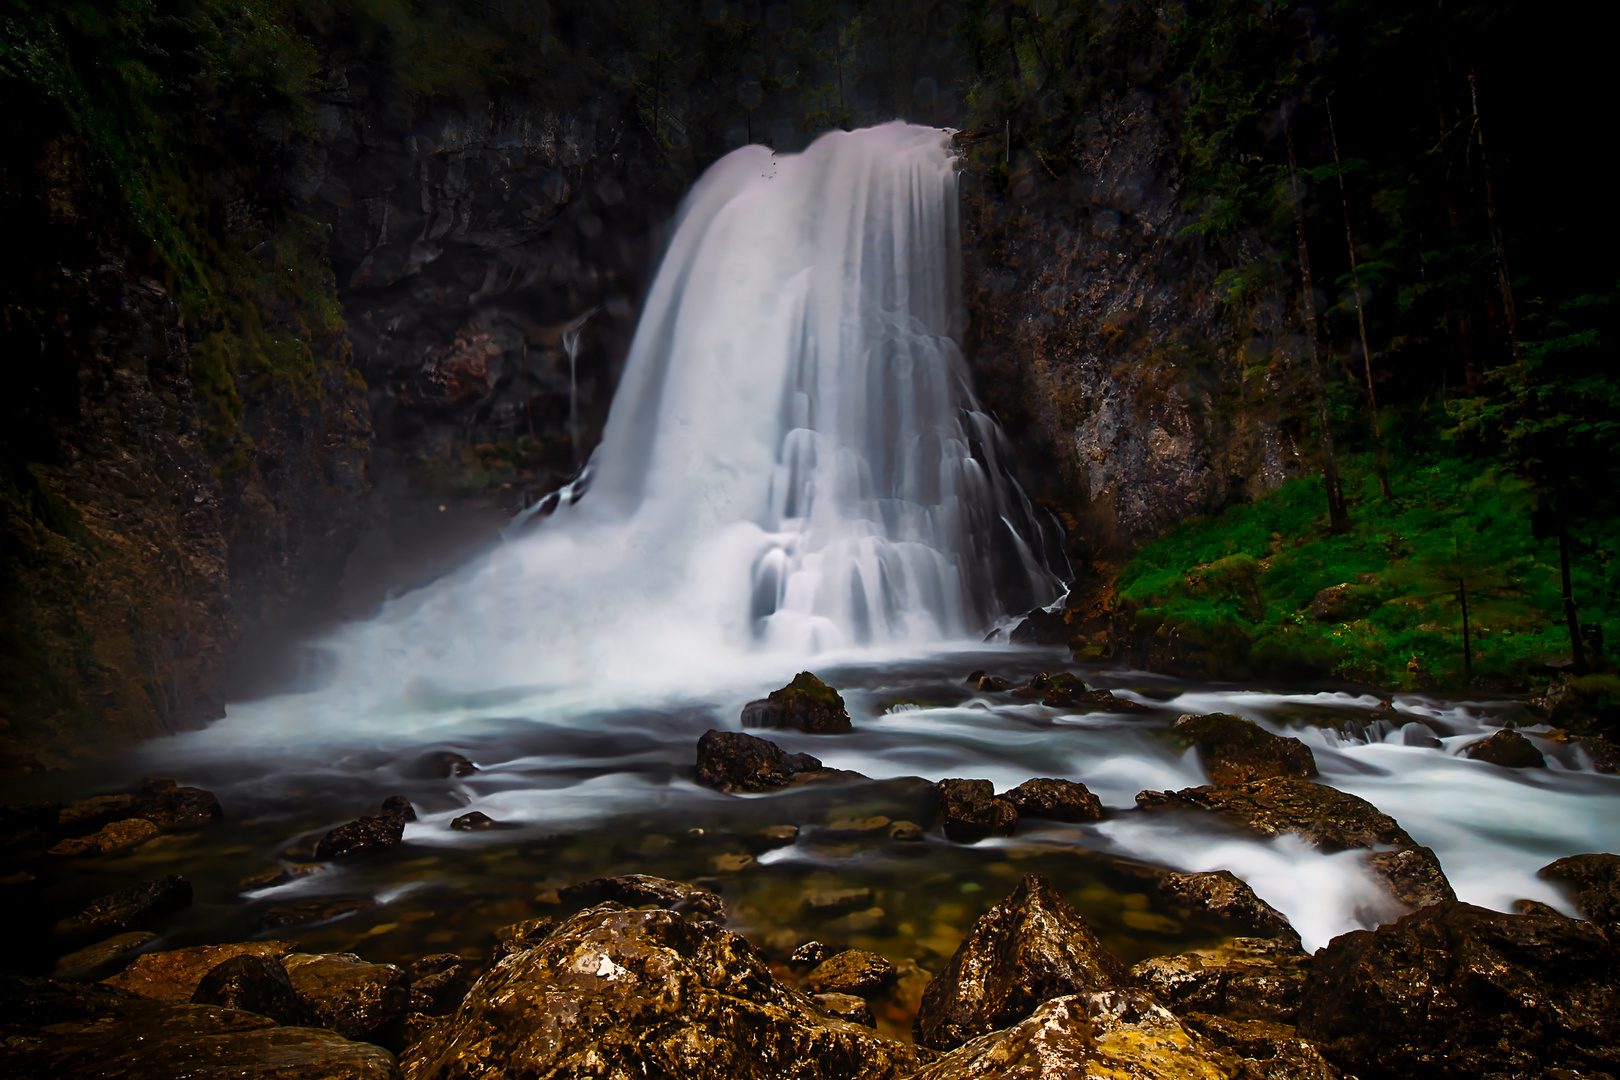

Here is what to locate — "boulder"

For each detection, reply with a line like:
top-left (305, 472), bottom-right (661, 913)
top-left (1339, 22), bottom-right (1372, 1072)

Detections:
top-left (238, 863), bottom-right (319, 892)
top-left (908, 992), bottom-right (1230, 1080)
top-left (283, 952), bottom-right (410, 1050)
top-left (1009, 607), bottom-right (1070, 646)
top-left (103, 941), bottom-right (297, 1002)
top-left (1540, 852), bottom-right (1620, 924)
top-left (1064, 688), bottom-right (1152, 712)
top-left (137, 778), bottom-right (224, 829)
top-left (56, 794), bottom-right (138, 829)
top-left (791, 940), bottom-right (841, 969)
top-left (407, 751), bottom-right (478, 779)
top-left (315, 798), bottom-right (415, 859)
top-left (1157, 870), bottom-right (1299, 943)
top-left (1296, 901), bottom-right (1620, 1079)
top-left (492, 916), bottom-right (557, 961)
top-left (406, 955), bottom-right (473, 1016)
top-left (53, 875), bottom-right (193, 941)
top-left (741, 672), bottom-right (852, 734)
top-left (192, 954), bottom-right (304, 1026)
top-left (48, 817), bottom-right (160, 857)
top-left (1173, 713), bottom-right (1319, 785)
top-left (1136, 779), bottom-right (1454, 910)
top-left (0, 976), bottom-right (400, 1080)
top-left (402, 904), bottom-right (931, 1080)
top-left (1131, 937), bottom-right (1310, 1023)
top-left (694, 729), bottom-right (827, 792)
top-left (934, 779), bottom-right (1018, 843)
top-left (1463, 728), bottom-right (1546, 768)
top-left (888, 820), bottom-right (925, 842)
top-left (814, 993), bottom-right (875, 1027)
top-left (1000, 778), bottom-right (1103, 823)
top-left (1578, 735), bottom-right (1620, 773)
top-left (448, 811), bottom-right (499, 831)
top-left (559, 873), bottom-right (727, 920)
top-left (805, 950), bottom-right (897, 997)
top-left (915, 873), bottom-right (1126, 1051)
top-left (1182, 1014), bottom-right (1343, 1080)
top-left (1308, 583), bottom-right (1376, 623)
top-left (51, 931), bottom-right (156, 978)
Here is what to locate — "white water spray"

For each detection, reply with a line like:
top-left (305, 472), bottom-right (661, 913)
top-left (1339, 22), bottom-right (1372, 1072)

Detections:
top-left (303, 124), bottom-right (1065, 717)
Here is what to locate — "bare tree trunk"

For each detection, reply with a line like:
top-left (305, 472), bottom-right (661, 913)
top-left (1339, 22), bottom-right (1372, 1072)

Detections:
top-left (1287, 120), bottom-right (1350, 534)
top-left (1458, 576), bottom-right (1472, 680)
top-left (1326, 97), bottom-right (1392, 500)
top-left (1469, 73), bottom-right (1520, 362)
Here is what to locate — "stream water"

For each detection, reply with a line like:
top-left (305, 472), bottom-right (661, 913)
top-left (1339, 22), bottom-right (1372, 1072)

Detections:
top-left (4, 124), bottom-right (1617, 1039)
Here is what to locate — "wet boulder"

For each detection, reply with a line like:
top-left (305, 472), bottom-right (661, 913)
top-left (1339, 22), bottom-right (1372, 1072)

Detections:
top-left (406, 955), bottom-right (474, 1016)
top-left (1296, 900), bottom-right (1620, 1079)
top-left (1578, 735), bottom-right (1620, 773)
top-left (260, 896), bottom-right (379, 928)
top-left (933, 778), bottom-right (1018, 843)
top-left (0, 976), bottom-right (400, 1080)
top-left (915, 872), bottom-right (1127, 1051)
top-left (1000, 778), bottom-right (1103, 823)
top-left (1540, 852), bottom-right (1620, 924)
top-left (448, 811), bottom-right (499, 831)
top-left (806, 950), bottom-right (897, 997)
top-left (51, 931), bottom-right (156, 979)
top-left (283, 952), bottom-right (410, 1050)
top-left (53, 875), bottom-right (193, 941)
top-left (104, 941), bottom-right (297, 1002)
top-left (137, 778), bottom-right (223, 829)
top-left (1136, 779), bottom-right (1454, 910)
top-left (1463, 728), bottom-right (1547, 768)
top-left (1173, 713), bottom-right (1319, 785)
top-left (1009, 607), bottom-right (1070, 646)
top-left (315, 797), bottom-right (415, 859)
top-left (741, 672), bottom-right (852, 734)
top-left (1132, 937), bottom-right (1310, 1023)
top-left (695, 729), bottom-right (827, 792)
top-left (402, 904), bottom-right (931, 1080)
top-left (492, 916), bottom-right (557, 961)
top-left (814, 993), bottom-right (876, 1027)
top-left (1183, 1014), bottom-right (1344, 1080)
top-left (192, 954), bottom-right (304, 1026)
top-left (559, 873), bottom-right (727, 921)
top-left (1066, 688), bottom-right (1152, 712)
top-left (1157, 869), bottom-right (1299, 943)
top-left (48, 817), bottom-right (160, 857)
top-left (909, 991), bottom-right (1230, 1080)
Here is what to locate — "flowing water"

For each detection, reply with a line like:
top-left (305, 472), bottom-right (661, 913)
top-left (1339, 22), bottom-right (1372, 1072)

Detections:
top-left (6, 125), bottom-right (1618, 1026)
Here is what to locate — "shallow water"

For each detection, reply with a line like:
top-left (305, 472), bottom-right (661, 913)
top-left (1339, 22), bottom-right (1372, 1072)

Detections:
top-left (7, 647), bottom-right (1617, 1041)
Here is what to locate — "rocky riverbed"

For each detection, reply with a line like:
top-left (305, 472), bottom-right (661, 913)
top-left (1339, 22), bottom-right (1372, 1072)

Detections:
top-left (4, 655), bottom-right (1619, 1077)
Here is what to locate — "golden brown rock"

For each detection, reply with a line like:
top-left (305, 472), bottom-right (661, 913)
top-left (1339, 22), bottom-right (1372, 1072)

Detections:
top-left (104, 941), bottom-right (297, 1002)
top-left (283, 953), bottom-right (410, 1050)
top-left (49, 817), bottom-right (160, 857)
top-left (1131, 938), bottom-right (1310, 1024)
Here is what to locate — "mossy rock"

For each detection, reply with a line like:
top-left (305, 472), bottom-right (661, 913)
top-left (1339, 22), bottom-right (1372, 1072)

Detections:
top-left (1172, 713), bottom-right (1319, 786)
top-left (741, 672), bottom-right (851, 734)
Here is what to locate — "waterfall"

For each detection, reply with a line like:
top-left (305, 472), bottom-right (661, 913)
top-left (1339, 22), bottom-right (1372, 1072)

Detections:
top-left (311, 124), bottom-right (1067, 714)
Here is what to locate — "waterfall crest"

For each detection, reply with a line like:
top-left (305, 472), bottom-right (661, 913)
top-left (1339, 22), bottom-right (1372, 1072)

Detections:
top-left (321, 123), bottom-right (1065, 709)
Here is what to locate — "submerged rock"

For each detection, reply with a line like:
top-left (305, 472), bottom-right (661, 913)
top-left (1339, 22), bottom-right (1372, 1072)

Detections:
top-left (559, 873), bottom-right (727, 921)
top-left (934, 778), bottom-right (1018, 843)
top-left (284, 952), bottom-right (410, 1050)
top-left (104, 941), bottom-right (297, 1002)
top-left (0, 976), bottom-right (400, 1080)
top-left (741, 672), bottom-right (853, 734)
top-left (1000, 778), bottom-right (1104, 822)
top-left (260, 897), bottom-right (379, 928)
top-left (1064, 687), bottom-right (1152, 712)
top-left (48, 817), bottom-right (160, 857)
top-left (1296, 900), bottom-right (1620, 1079)
top-left (1132, 937), bottom-right (1310, 1023)
top-left (804, 886), bottom-right (875, 916)
top-left (694, 729), bottom-right (828, 792)
top-left (1173, 713), bottom-right (1319, 785)
top-left (909, 992), bottom-right (1229, 1080)
top-left (315, 797), bottom-right (415, 859)
top-left (1539, 852), bottom-right (1620, 924)
top-left (51, 931), bottom-right (156, 978)
top-left (1156, 869), bottom-right (1299, 943)
top-left (192, 954), bottom-right (304, 1026)
top-left (53, 875), bottom-right (193, 941)
top-left (915, 872), bottom-right (1126, 1051)
top-left (402, 904), bottom-right (930, 1080)
top-left (1136, 778), bottom-right (1454, 910)
top-left (814, 992), bottom-right (876, 1027)
top-left (1463, 728), bottom-right (1547, 768)
top-left (806, 950), bottom-right (897, 997)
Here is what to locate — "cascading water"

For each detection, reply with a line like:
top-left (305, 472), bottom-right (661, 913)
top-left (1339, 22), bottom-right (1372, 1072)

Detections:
top-left (306, 123), bottom-right (1066, 718)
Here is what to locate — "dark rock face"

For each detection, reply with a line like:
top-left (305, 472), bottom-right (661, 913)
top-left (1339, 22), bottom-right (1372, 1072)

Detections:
top-left (1136, 779), bottom-right (1454, 910)
top-left (558, 874), bottom-right (727, 921)
top-left (742, 672), bottom-right (853, 734)
top-left (1578, 735), bottom-right (1620, 773)
top-left (405, 955), bottom-right (474, 1017)
top-left (192, 954), bottom-right (304, 1026)
top-left (694, 729), bottom-right (826, 793)
top-left (52, 875), bottom-right (193, 941)
top-left (1173, 713), bottom-right (1319, 785)
top-left (284, 953), bottom-right (410, 1051)
top-left (1157, 870), bottom-right (1299, 943)
top-left (934, 779), bottom-right (1019, 843)
top-left (0, 976), bottom-right (400, 1080)
top-left (1132, 938), bottom-right (1310, 1024)
top-left (1540, 852), bottom-right (1620, 924)
top-left (1296, 901), bottom-right (1620, 1079)
top-left (1001, 778), bottom-right (1104, 823)
top-left (909, 992), bottom-right (1231, 1079)
top-left (805, 950), bottom-right (897, 997)
top-left (915, 873), bottom-right (1126, 1051)
top-left (315, 798), bottom-right (414, 859)
top-left (138, 778), bottom-right (224, 828)
top-left (403, 904), bottom-right (930, 1080)
top-left (103, 942), bottom-right (297, 1002)
top-left (1184, 1014), bottom-right (1343, 1080)
top-left (1463, 728), bottom-right (1547, 768)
